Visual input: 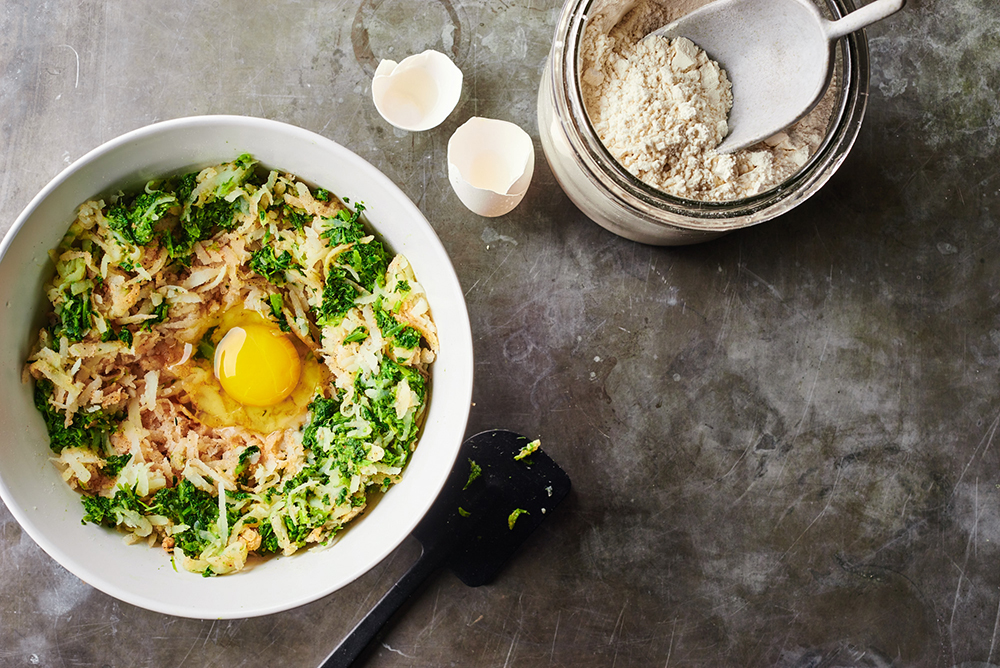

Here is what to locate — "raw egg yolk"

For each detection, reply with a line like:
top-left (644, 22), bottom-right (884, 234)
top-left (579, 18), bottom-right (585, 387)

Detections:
top-left (213, 324), bottom-right (301, 407)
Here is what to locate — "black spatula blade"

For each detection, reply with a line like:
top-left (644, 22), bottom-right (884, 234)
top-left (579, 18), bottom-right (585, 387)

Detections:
top-left (413, 429), bottom-right (571, 586)
top-left (319, 429), bottom-right (571, 668)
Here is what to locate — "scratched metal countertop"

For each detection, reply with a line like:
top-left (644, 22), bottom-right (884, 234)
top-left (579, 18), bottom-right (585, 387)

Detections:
top-left (2, 1), bottom-right (998, 666)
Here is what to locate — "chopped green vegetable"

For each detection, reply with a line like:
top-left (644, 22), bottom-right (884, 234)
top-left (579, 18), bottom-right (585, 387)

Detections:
top-left (338, 238), bottom-right (389, 292)
top-left (101, 453), bottom-right (132, 477)
top-left (321, 202), bottom-right (366, 246)
top-left (315, 267), bottom-right (358, 326)
top-left (514, 439), bottom-right (541, 461)
top-left (373, 298), bottom-right (420, 349)
top-left (250, 247), bottom-right (297, 285)
top-left (195, 326), bottom-right (217, 361)
top-left (102, 326), bottom-right (133, 347)
top-left (192, 197), bottom-right (240, 232)
top-left (508, 508), bottom-right (530, 530)
top-left (393, 326), bottom-right (421, 349)
top-left (80, 493), bottom-right (115, 526)
top-left (34, 380), bottom-right (120, 454)
top-left (364, 358), bottom-right (426, 452)
top-left (458, 507), bottom-right (471, 518)
top-left (235, 445), bottom-right (259, 485)
top-left (141, 300), bottom-right (169, 331)
top-left (464, 459), bottom-right (481, 490)
top-left (164, 157), bottom-right (253, 260)
top-left (284, 206), bottom-right (311, 231)
top-left (173, 172), bottom-right (199, 204)
top-left (268, 293), bottom-right (291, 332)
top-left (343, 326), bottom-right (369, 344)
top-left (300, 395), bottom-right (349, 452)
top-left (150, 479), bottom-right (232, 557)
top-left (132, 191), bottom-right (178, 243)
top-left (55, 288), bottom-right (93, 342)
top-left (118, 327), bottom-right (134, 348)
top-left (314, 188), bottom-right (331, 202)
top-left (81, 484), bottom-right (149, 527)
top-left (106, 190), bottom-right (178, 246)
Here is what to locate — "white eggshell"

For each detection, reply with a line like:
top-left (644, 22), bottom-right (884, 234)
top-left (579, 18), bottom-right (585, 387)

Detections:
top-left (371, 50), bottom-right (463, 132)
top-left (447, 117), bottom-right (535, 217)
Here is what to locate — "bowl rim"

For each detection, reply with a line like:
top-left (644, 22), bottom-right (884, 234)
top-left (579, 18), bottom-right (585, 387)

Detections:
top-left (0, 115), bottom-right (474, 618)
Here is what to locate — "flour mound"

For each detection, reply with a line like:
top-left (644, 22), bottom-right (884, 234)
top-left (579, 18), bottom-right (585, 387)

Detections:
top-left (581, 0), bottom-right (835, 202)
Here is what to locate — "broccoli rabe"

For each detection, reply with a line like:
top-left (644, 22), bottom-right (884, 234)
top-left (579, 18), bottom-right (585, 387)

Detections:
top-left (172, 171), bottom-right (199, 204)
top-left (55, 288), bottom-right (93, 342)
top-left (194, 326), bottom-right (216, 362)
top-left (320, 202), bottom-right (366, 246)
top-left (315, 267), bottom-right (358, 326)
top-left (104, 205), bottom-right (132, 244)
top-left (363, 358), bottom-right (426, 457)
top-left (267, 293), bottom-right (291, 332)
top-left (80, 493), bottom-right (116, 526)
top-left (235, 445), bottom-right (259, 485)
top-left (301, 394), bottom-right (348, 451)
top-left (508, 508), bottom-right (529, 530)
top-left (339, 238), bottom-right (389, 292)
top-left (81, 484), bottom-right (148, 527)
top-left (190, 197), bottom-right (240, 233)
top-left (100, 453), bottom-right (132, 477)
top-left (166, 197), bottom-right (240, 261)
top-left (100, 326), bottom-right (133, 347)
top-left (315, 202), bottom-right (392, 318)
top-left (34, 380), bottom-right (120, 454)
top-left (393, 326), bottom-right (421, 350)
top-left (464, 459), bottom-right (482, 490)
top-left (270, 394), bottom-right (406, 551)
top-left (284, 206), bottom-right (311, 231)
top-left (342, 326), bottom-right (368, 344)
top-left (514, 439), bottom-right (541, 461)
top-left (106, 191), bottom-right (178, 246)
top-left (250, 247), bottom-right (297, 285)
top-left (162, 158), bottom-right (251, 260)
top-left (141, 300), bottom-right (169, 331)
top-left (132, 192), bottom-right (178, 243)
top-left (150, 479), bottom-right (231, 557)
top-left (257, 521), bottom-right (281, 554)
top-left (119, 327), bottom-right (134, 348)
top-left (373, 298), bottom-right (421, 349)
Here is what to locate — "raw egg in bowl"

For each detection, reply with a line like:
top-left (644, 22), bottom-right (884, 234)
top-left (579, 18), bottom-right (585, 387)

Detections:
top-left (213, 318), bottom-right (304, 408)
top-left (191, 308), bottom-right (320, 432)
top-left (0, 116), bottom-right (473, 619)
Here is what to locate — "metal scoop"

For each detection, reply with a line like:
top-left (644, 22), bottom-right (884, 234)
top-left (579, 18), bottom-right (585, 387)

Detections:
top-left (648, 0), bottom-right (905, 153)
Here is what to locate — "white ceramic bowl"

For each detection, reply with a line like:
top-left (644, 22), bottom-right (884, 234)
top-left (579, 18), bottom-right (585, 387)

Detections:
top-left (0, 116), bottom-right (474, 619)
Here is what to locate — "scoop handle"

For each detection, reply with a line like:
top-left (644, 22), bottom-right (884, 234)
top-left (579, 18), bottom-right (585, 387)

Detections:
top-left (824, 0), bottom-right (905, 41)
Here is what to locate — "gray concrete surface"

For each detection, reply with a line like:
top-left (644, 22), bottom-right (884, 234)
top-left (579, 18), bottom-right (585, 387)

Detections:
top-left (2, 0), bottom-right (999, 666)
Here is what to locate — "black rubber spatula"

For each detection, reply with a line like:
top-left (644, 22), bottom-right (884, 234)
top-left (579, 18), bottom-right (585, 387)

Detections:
top-left (319, 429), bottom-right (572, 667)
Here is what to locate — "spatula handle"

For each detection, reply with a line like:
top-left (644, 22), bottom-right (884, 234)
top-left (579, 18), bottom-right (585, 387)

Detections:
top-left (825, 0), bottom-right (905, 41)
top-left (318, 541), bottom-right (445, 668)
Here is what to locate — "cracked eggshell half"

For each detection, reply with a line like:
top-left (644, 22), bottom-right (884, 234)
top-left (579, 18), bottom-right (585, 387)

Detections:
top-left (371, 50), bottom-right (463, 132)
top-left (447, 117), bottom-right (535, 217)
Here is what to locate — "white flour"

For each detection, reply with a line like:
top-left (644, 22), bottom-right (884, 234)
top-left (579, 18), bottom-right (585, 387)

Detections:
top-left (581, 0), bottom-right (836, 202)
